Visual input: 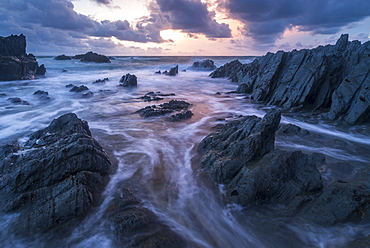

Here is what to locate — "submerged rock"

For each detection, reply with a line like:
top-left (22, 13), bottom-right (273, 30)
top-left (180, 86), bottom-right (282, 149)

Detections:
top-left (7, 97), bottom-right (30, 105)
top-left (0, 34), bottom-right (45, 81)
top-left (119, 73), bottom-right (137, 87)
top-left (211, 34), bottom-right (370, 125)
top-left (0, 113), bottom-right (111, 234)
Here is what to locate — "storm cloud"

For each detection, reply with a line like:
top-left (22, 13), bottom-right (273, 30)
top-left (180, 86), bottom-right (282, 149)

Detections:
top-left (145, 0), bottom-right (232, 38)
top-left (0, 0), bottom-right (164, 53)
top-left (221, 0), bottom-right (370, 44)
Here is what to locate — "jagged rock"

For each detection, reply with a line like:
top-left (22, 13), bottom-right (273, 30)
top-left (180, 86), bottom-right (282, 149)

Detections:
top-left (165, 65), bottom-right (178, 76)
top-left (0, 34), bottom-right (45, 81)
top-left (73, 51), bottom-right (111, 63)
top-left (54, 54), bottom-right (72, 60)
top-left (93, 78), bottom-right (109, 84)
top-left (199, 109), bottom-right (281, 184)
top-left (209, 60), bottom-right (243, 82)
top-left (0, 34), bottom-right (26, 56)
top-left (66, 84), bottom-right (74, 88)
top-left (212, 34), bottom-right (370, 125)
top-left (119, 74), bottom-right (137, 87)
top-left (0, 113), bottom-right (111, 234)
top-left (70, 85), bottom-right (89, 92)
top-left (189, 59), bottom-right (216, 71)
top-left (139, 92), bottom-right (164, 102)
top-left (36, 64), bottom-right (46, 75)
top-left (135, 100), bottom-right (191, 120)
top-left (198, 109), bottom-right (323, 208)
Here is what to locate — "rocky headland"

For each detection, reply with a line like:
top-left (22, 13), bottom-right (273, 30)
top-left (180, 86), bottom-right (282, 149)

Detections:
top-left (0, 34), bottom-right (46, 81)
top-left (210, 34), bottom-right (370, 125)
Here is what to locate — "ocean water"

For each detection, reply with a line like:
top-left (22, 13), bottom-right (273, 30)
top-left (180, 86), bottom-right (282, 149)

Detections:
top-left (0, 56), bottom-right (369, 247)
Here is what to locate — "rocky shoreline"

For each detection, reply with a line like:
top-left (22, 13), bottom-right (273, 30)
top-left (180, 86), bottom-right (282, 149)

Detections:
top-left (210, 34), bottom-right (370, 125)
top-left (0, 33), bottom-right (369, 247)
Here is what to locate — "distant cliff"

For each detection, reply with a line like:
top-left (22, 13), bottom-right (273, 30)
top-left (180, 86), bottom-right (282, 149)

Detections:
top-left (0, 34), bottom-right (45, 81)
top-left (211, 34), bottom-right (370, 125)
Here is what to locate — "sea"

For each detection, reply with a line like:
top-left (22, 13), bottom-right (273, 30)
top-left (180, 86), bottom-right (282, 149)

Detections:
top-left (0, 56), bottom-right (369, 247)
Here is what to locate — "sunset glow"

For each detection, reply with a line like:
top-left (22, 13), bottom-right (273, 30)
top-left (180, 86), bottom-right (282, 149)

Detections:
top-left (1, 0), bottom-right (370, 55)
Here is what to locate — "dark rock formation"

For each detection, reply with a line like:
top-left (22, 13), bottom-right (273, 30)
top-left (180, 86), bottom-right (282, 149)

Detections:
top-left (135, 100), bottom-right (192, 121)
top-left (139, 92), bottom-right (164, 102)
top-left (163, 65), bottom-right (178, 76)
top-left (0, 113), bottom-right (111, 234)
top-left (7, 97), bottom-right (30, 105)
top-left (36, 64), bottom-right (46, 75)
top-left (295, 167), bottom-right (370, 225)
top-left (209, 59), bottom-right (243, 82)
top-left (106, 188), bottom-right (186, 247)
top-left (73, 51), bottom-right (111, 63)
top-left (198, 109), bottom-right (370, 228)
top-left (198, 109), bottom-right (323, 207)
top-left (33, 90), bottom-right (50, 100)
top-left (166, 110), bottom-right (193, 122)
top-left (93, 78), bottom-right (109, 84)
top-left (189, 59), bottom-right (216, 71)
top-left (119, 74), bottom-right (137, 87)
top-left (0, 34), bottom-right (26, 56)
top-left (0, 34), bottom-right (46, 81)
top-left (211, 34), bottom-right (370, 125)
top-left (70, 85), bottom-right (89, 92)
top-left (54, 54), bottom-right (72, 60)
top-left (139, 92), bottom-right (176, 102)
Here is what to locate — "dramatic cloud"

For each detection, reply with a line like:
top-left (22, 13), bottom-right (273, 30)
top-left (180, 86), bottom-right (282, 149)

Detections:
top-left (144, 0), bottom-right (232, 39)
top-left (0, 0), bottom-right (165, 53)
top-left (92, 0), bottom-right (112, 4)
top-left (221, 0), bottom-right (370, 44)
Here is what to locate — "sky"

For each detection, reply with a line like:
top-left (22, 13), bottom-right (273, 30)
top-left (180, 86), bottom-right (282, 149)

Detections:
top-left (1, 0), bottom-right (370, 56)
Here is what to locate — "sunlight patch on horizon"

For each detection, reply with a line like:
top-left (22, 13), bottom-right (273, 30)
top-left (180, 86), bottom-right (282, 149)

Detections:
top-left (160, 29), bottom-right (186, 42)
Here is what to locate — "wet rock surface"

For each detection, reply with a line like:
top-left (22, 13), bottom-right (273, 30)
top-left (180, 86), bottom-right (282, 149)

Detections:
top-left (106, 187), bottom-right (186, 248)
top-left (135, 100), bottom-right (192, 121)
top-left (198, 108), bottom-right (370, 227)
top-left (0, 113), bottom-right (112, 234)
top-left (211, 34), bottom-right (370, 125)
top-left (119, 73), bottom-right (137, 87)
